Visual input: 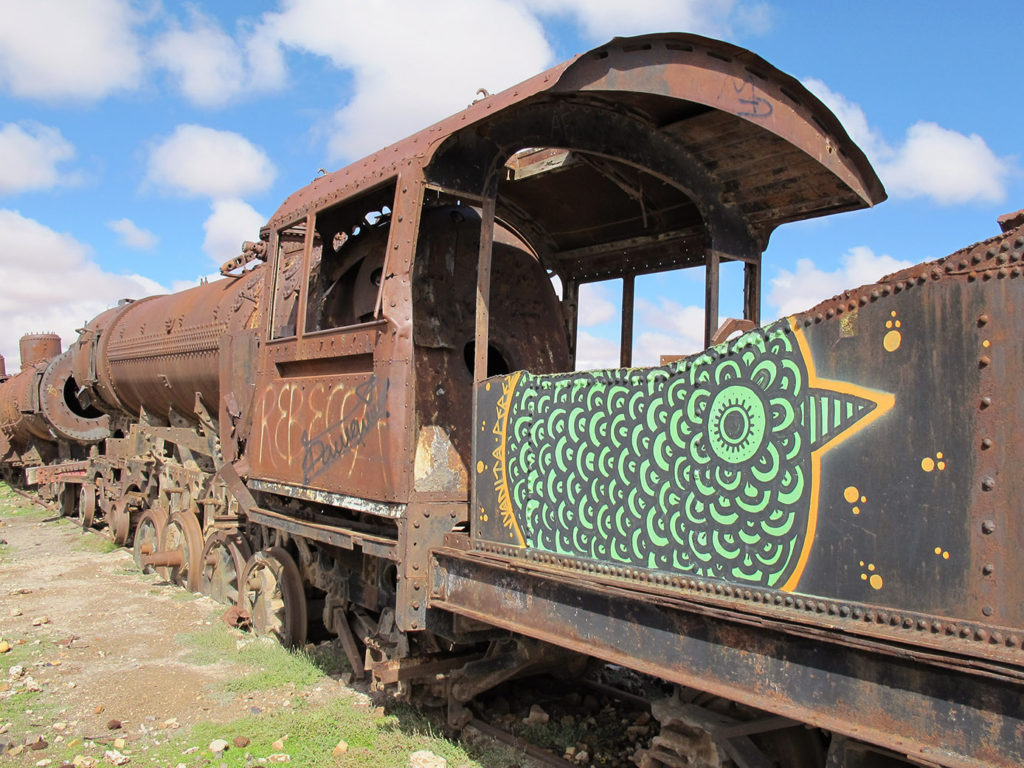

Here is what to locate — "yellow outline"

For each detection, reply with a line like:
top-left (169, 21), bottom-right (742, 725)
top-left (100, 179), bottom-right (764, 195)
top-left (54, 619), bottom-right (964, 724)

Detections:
top-left (490, 372), bottom-right (525, 546)
top-left (779, 318), bottom-right (895, 591)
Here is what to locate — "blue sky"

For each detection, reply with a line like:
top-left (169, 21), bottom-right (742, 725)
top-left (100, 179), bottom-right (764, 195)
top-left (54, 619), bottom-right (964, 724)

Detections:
top-left (0, 1), bottom-right (1019, 369)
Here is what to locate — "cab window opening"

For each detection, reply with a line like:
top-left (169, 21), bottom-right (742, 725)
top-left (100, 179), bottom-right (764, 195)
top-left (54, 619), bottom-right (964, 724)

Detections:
top-left (305, 181), bottom-right (396, 333)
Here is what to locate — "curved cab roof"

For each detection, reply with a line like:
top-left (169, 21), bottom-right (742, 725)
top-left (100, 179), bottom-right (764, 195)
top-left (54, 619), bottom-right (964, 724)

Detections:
top-left (271, 33), bottom-right (884, 281)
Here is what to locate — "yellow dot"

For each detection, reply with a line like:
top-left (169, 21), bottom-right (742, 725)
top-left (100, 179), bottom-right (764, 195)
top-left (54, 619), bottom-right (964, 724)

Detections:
top-left (482, 514), bottom-right (488, 522)
top-left (861, 573), bottom-right (867, 581)
top-left (852, 506), bottom-right (860, 515)
top-left (891, 311), bottom-right (897, 317)
top-left (883, 330), bottom-right (902, 352)
top-left (936, 452), bottom-right (943, 459)
top-left (934, 546), bottom-right (942, 555)
top-left (921, 457), bottom-right (935, 472)
top-left (485, 382), bottom-right (491, 391)
top-left (937, 461), bottom-right (946, 471)
top-left (943, 551), bottom-right (950, 560)
top-left (859, 560), bottom-right (865, 567)
top-left (868, 563), bottom-right (875, 571)
top-left (844, 486), bottom-right (859, 503)
top-left (869, 574), bottom-right (883, 590)
top-left (476, 461), bottom-right (485, 474)
top-left (895, 320), bottom-right (901, 328)
top-left (860, 496), bottom-right (866, 503)
top-left (983, 339), bottom-right (990, 348)
top-left (885, 320), bottom-right (893, 329)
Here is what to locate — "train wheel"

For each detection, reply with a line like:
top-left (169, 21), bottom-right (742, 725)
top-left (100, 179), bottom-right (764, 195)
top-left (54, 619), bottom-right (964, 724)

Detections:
top-left (108, 496), bottom-right (132, 547)
top-left (133, 507), bottom-right (168, 574)
top-left (164, 510), bottom-right (204, 592)
top-left (77, 484), bottom-right (96, 530)
top-left (200, 531), bottom-right (252, 605)
top-left (240, 547), bottom-right (307, 648)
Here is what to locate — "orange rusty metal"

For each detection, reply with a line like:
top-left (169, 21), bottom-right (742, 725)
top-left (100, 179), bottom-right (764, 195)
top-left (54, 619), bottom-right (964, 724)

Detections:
top-left (18, 333), bottom-right (61, 372)
top-left (71, 269), bottom-right (265, 421)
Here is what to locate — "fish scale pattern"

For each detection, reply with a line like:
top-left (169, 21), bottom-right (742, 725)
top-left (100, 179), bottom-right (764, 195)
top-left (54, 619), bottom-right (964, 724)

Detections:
top-left (501, 321), bottom-right (876, 588)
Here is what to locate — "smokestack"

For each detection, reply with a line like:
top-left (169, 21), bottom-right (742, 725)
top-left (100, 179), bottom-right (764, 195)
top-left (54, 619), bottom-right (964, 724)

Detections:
top-left (19, 333), bottom-right (62, 371)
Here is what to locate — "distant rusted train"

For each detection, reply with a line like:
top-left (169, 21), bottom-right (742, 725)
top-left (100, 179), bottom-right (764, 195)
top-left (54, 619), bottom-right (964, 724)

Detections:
top-left (1, 33), bottom-right (1021, 768)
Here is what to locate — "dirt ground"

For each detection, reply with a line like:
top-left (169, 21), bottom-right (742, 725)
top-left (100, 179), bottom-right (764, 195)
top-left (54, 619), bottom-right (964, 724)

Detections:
top-left (0, 494), bottom-right (543, 768)
top-left (0, 499), bottom-right (375, 767)
top-left (0, 505), bottom-right (264, 730)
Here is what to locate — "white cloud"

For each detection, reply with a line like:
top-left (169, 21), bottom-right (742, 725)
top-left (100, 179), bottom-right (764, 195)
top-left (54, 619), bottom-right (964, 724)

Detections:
top-left (634, 299), bottom-right (706, 365)
top-left (146, 125), bottom-right (276, 198)
top-left (0, 0), bottom-right (143, 101)
top-left (255, 0), bottom-right (553, 161)
top-left (521, 0), bottom-right (772, 41)
top-left (575, 296), bottom-right (707, 370)
top-left (575, 331), bottom-right (620, 371)
top-left (578, 283), bottom-right (618, 327)
top-left (880, 122), bottom-right (1010, 205)
top-left (766, 246), bottom-right (913, 319)
top-left (803, 78), bottom-right (1012, 205)
top-left (107, 218), bottom-right (157, 250)
top-left (152, 8), bottom-right (281, 107)
top-left (0, 123), bottom-right (76, 195)
top-left (202, 199), bottom-right (265, 265)
top-left (0, 210), bottom-right (165, 369)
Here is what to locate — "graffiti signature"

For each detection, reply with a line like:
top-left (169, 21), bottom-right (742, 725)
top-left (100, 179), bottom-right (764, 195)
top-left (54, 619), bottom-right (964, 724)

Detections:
top-left (734, 76), bottom-right (772, 119)
top-left (300, 376), bottom-right (390, 483)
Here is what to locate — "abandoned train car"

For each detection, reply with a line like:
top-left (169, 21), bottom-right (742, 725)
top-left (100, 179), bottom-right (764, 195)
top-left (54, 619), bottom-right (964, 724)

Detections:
top-left (1, 32), bottom-right (1021, 768)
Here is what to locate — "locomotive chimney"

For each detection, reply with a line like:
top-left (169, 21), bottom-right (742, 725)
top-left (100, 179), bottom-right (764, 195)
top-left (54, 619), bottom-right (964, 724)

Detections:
top-left (19, 333), bottom-right (62, 371)
top-left (0, 352), bottom-right (6, 379)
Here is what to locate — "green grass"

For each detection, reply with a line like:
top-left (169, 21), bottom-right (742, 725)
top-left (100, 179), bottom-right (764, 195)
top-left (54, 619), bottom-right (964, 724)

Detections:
top-left (517, 716), bottom-right (591, 756)
top-left (178, 620), bottom-right (242, 666)
top-left (0, 482), bottom-right (49, 519)
top-left (129, 696), bottom-right (528, 768)
top-left (179, 622), bottom-right (338, 691)
top-left (0, 636), bottom-right (60, 739)
top-left (225, 638), bottom-right (327, 692)
top-left (72, 532), bottom-right (119, 554)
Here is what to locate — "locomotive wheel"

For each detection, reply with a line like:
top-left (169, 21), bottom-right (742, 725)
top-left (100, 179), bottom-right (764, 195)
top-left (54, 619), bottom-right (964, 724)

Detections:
top-left (241, 547), bottom-right (307, 648)
top-left (133, 507), bottom-right (168, 574)
top-left (107, 496), bottom-right (133, 547)
top-left (163, 510), bottom-right (204, 592)
top-left (77, 484), bottom-right (96, 530)
top-left (200, 530), bottom-right (252, 605)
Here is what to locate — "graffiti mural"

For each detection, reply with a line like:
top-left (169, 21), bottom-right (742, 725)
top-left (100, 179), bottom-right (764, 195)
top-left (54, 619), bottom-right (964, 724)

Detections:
top-left (476, 319), bottom-right (893, 590)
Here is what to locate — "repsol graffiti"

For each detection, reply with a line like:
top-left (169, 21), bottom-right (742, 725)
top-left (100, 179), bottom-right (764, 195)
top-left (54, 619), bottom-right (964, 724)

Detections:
top-left (255, 374), bottom-right (390, 485)
top-left (474, 319), bottom-right (893, 591)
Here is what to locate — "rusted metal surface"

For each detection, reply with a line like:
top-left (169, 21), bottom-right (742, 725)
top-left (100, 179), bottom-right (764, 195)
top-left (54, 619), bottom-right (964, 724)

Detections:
top-left (0, 359), bottom-right (56, 466)
top-left (18, 333), bottom-right (61, 371)
top-left (431, 548), bottom-right (1024, 768)
top-left (72, 270), bottom-right (265, 422)
top-left (39, 351), bottom-right (110, 443)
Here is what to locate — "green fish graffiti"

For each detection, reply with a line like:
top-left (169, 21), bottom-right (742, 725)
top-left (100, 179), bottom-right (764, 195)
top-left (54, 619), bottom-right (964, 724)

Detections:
top-left (480, 318), bottom-right (893, 591)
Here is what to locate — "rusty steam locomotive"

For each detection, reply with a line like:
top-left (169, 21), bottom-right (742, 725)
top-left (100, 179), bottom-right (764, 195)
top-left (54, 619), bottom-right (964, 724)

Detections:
top-left (1, 33), bottom-right (1021, 768)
